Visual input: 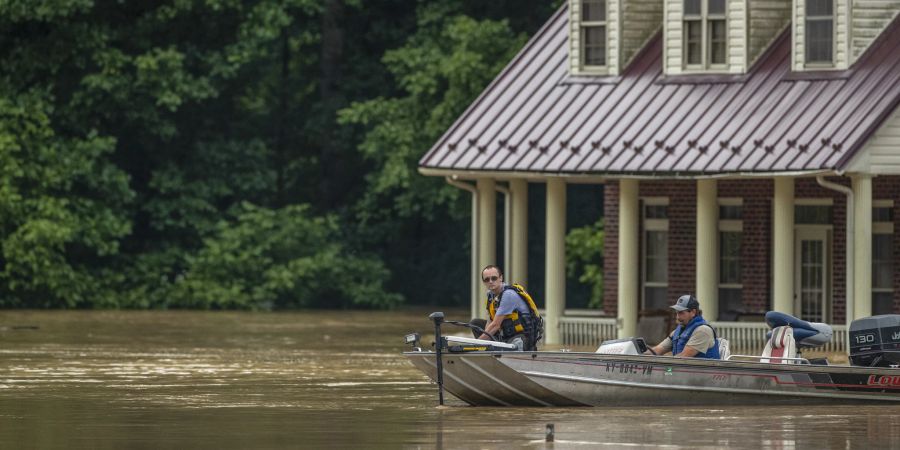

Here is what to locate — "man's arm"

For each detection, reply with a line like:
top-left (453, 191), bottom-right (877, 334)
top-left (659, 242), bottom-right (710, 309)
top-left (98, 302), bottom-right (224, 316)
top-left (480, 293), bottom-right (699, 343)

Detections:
top-left (674, 346), bottom-right (699, 357)
top-left (646, 336), bottom-right (673, 356)
top-left (479, 314), bottom-right (506, 340)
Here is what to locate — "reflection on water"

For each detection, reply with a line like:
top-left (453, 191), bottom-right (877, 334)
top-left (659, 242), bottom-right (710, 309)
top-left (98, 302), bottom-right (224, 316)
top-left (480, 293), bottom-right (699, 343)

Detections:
top-left (2, 309), bottom-right (900, 449)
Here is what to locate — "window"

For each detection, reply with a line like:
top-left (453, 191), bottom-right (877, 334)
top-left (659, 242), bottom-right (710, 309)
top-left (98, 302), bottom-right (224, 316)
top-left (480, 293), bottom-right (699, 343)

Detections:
top-left (719, 199), bottom-right (742, 320)
top-left (795, 204), bottom-right (833, 224)
top-left (683, 0), bottom-right (727, 69)
top-left (581, 0), bottom-right (607, 68)
top-left (873, 201), bottom-right (894, 315)
top-left (805, 0), bottom-right (834, 64)
top-left (643, 199), bottom-right (668, 309)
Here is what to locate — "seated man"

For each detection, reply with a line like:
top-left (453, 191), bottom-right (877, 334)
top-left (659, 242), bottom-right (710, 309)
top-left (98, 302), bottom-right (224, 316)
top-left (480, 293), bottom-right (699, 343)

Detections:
top-left (470, 265), bottom-right (540, 351)
top-left (646, 294), bottom-right (721, 359)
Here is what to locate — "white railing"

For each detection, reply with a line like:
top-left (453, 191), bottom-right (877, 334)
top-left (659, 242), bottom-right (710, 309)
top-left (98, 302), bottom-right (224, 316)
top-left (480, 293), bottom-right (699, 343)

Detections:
top-left (559, 315), bottom-right (617, 347)
top-left (558, 314), bottom-right (848, 354)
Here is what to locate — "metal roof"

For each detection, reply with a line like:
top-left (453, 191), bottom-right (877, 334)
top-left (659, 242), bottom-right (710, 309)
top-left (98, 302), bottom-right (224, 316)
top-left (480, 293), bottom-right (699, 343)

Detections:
top-left (418, 7), bottom-right (900, 177)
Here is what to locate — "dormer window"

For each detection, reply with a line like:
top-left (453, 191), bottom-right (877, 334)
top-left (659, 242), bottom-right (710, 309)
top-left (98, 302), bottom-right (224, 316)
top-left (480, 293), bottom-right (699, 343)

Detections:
top-left (683, 0), bottom-right (727, 69)
top-left (580, 0), bottom-right (607, 68)
top-left (805, 0), bottom-right (834, 65)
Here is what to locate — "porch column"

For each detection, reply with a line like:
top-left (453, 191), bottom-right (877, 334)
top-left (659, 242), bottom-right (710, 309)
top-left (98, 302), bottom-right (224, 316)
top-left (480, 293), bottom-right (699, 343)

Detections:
top-left (618, 179), bottom-right (639, 339)
top-left (853, 174), bottom-right (873, 320)
top-left (510, 179), bottom-right (529, 286)
top-left (773, 177), bottom-right (795, 314)
top-left (545, 178), bottom-right (566, 345)
top-left (476, 178), bottom-right (496, 319)
top-left (696, 179), bottom-right (718, 320)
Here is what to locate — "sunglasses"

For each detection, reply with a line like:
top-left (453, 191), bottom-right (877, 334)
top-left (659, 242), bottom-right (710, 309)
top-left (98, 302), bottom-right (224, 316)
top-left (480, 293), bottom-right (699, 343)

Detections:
top-left (482, 276), bottom-right (499, 283)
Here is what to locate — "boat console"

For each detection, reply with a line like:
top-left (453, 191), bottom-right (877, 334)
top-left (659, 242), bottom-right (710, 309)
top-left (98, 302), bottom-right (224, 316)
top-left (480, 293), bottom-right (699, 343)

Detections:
top-left (595, 337), bottom-right (650, 355)
top-left (849, 315), bottom-right (900, 367)
top-left (764, 311), bottom-right (833, 348)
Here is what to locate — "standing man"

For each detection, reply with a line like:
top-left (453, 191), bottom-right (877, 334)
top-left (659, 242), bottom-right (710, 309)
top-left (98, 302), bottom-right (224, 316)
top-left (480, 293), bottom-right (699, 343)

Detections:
top-left (470, 265), bottom-right (541, 351)
top-left (646, 295), bottom-right (721, 359)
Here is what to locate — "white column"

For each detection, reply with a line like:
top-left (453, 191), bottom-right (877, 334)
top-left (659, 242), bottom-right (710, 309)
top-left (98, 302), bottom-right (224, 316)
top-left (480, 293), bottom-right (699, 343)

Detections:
top-left (510, 179), bottom-right (529, 286)
top-left (545, 178), bottom-right (566, 345)
top-left (773, 177), bottom-right (795, 315)
top-left (476, 179), bottom-right (496, 319)
top-left (853, 174), bottom-right (873, 320)
top-left (618, 179), bottom-right (639, 339)
top-left (696, 179), bottom-right (718, 320)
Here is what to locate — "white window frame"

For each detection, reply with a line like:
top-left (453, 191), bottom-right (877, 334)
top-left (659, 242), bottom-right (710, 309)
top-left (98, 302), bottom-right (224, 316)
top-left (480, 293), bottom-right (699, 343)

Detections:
top-left (579, 0), bottom-right (608, 72)
top-left (873, 200), bottom-right (894, 299)
top-left (718, 198), bottom-right (743, 292)
top-left (804, 0), bottom-right (836, 67)
top-left (642, 197), bottom-right (669, 309)
top-left (683, 0), bottom-right (728, 71)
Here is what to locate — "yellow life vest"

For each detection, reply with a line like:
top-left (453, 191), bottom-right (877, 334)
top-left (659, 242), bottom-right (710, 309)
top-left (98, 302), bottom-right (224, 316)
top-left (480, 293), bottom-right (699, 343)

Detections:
top-left (486, 283), bottom-right (543, 342)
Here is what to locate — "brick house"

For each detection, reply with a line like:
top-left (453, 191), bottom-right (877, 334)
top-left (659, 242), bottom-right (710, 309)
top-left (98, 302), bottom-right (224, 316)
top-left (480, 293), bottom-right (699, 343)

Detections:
top-left (418, 1), bottom-right (900, 348)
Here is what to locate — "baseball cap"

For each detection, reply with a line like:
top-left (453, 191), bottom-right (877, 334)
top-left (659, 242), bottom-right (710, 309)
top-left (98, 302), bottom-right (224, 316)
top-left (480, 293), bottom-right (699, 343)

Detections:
top-left (670, 294), bottom-right (700, 312)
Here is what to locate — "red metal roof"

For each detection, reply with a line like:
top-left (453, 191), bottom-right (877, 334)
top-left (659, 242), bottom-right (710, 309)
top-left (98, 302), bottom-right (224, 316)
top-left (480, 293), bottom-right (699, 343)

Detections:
top-left (419, 7), bottom-right (900, 176)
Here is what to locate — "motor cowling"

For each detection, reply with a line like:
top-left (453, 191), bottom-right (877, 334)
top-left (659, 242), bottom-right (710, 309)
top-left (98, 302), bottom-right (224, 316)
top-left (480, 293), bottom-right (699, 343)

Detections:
top-left (849, 315), bottom-right (900, 367)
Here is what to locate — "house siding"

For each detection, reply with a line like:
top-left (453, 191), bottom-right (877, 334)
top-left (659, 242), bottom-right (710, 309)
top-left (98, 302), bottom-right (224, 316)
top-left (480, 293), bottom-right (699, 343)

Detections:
top-left (852, 1), bottom-right (900, 61)
top-left (861, 105), bottom-right (900, 175)
top-left (602, 176), bottom-right (900, 321)
top-left (621, 0), bottom-right (664, 68)
top-left (748, 1), bottom-right (791, 67)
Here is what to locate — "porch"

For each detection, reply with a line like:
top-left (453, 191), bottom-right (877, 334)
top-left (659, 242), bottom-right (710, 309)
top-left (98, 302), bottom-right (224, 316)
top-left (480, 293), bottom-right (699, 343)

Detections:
top-left (559, 311), bottom-right (849, 354)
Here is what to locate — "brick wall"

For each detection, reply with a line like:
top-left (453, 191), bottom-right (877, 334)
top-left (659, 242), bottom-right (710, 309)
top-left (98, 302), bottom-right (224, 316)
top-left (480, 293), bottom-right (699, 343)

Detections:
top-left (601, 175), bottom-right (900, 320)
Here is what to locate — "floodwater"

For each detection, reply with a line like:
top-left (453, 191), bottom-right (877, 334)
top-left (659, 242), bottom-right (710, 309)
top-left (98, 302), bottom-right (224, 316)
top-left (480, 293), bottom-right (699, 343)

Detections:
top-left (2, 309), bottom-right (900, 449)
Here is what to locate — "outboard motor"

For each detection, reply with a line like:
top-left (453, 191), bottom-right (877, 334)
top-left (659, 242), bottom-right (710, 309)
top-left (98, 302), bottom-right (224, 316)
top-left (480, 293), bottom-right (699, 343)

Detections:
top-left (849, 315), bottom-right (900, 367)
top-left (765, 311), bottom-right (833, 348)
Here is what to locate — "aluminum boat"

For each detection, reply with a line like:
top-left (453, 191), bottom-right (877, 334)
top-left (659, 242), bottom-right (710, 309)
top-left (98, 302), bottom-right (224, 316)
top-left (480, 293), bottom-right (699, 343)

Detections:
top-left (404, 312), bottom-right (900, 406)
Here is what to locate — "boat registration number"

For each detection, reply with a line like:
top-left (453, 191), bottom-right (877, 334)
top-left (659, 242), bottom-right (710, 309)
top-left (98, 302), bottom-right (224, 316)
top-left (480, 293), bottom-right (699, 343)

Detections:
top-left (605, 362), bottom-right (653, 375)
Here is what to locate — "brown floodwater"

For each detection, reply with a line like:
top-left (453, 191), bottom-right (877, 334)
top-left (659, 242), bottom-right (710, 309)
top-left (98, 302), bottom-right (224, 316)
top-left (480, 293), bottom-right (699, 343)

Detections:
top-left (2, 309), bottom-right (900, 449)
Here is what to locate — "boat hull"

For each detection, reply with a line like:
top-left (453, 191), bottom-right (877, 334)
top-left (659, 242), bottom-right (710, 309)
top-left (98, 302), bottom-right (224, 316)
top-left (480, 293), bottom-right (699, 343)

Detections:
top-left (405, 351), bottom-right (900, 406)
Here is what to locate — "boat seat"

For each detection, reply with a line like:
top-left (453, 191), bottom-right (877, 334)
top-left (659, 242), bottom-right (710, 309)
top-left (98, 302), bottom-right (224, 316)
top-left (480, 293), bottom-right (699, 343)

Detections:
top-left (761, 326), bottom-right (797, 364)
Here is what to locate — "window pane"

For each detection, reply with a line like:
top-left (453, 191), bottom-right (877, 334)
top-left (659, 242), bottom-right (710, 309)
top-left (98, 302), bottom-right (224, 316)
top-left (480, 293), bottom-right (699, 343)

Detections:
top-left (718, 288), bottom-right (742, 321)
top-left (719, 204), bottom-right (742, 220)
top-left (708, 0), bottom-right (726, 15)
top-left (709, 20), bottom-right (727, 64)
top-left (806, 19), bottom-right (833, 63)
top-left (644, 287), bottom-right (669, 310)
top-left (582, 0), bottom-right (606, 22)
top-left (685, 20), bottom-right (702, 65)
top-left (806, 0), bottom-right (833, 16)
top-left (873, 207), bottom-right (894, 222)
top-left (873, 234), bottom-right (894, 289)
top-left (874, 292), bottom-right (894, 315)
top-left (720, 231), bottom-right (742, 284)
top-left (795, 205), bottom-right (832, 224)
top-left (684, 0), bottom-right (701, 15)
top-left (646, 230), bottom-right (668, 282)
top-left (582, 26), bottom-right (606, 66)
top-left (645, 205), bottom-right (668, 219)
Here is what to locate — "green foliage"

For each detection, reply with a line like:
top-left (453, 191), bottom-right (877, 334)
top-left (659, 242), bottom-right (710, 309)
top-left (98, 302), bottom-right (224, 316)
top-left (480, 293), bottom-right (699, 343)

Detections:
top-left (0, 89), bottom-right (133, 307)
top-left (339, 8), bottom-right (528, 222)
top-left (170, 203), bottom-right (401, 310)
top-left (0, 0), bottom-right (563, 309)
top-left (566, 219), bottom-right (605, 309)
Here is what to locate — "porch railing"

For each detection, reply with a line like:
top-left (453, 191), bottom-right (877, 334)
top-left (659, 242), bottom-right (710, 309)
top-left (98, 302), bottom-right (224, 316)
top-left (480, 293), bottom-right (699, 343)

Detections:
top-left (559, 313), bottom-right (847, 354)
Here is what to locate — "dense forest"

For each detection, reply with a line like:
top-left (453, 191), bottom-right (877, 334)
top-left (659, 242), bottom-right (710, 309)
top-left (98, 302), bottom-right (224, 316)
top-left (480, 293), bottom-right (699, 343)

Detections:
top-left (0, 0), bottom-right (604, 310)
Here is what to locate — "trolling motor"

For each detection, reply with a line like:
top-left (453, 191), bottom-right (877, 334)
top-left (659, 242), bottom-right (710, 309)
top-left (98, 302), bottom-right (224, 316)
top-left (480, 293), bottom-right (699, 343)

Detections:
top-left (429, 311), bottom-right (446, 406)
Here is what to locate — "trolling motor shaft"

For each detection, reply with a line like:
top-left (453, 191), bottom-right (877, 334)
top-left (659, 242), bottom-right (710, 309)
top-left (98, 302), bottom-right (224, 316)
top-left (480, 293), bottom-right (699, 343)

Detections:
top-left (429, 311), bottom-right (445, 406)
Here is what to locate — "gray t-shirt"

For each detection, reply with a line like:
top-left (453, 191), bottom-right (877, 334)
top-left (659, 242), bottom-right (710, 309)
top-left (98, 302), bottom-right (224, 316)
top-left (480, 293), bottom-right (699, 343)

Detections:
top-left (658, 325), bottom-right (715, 355)
top-left (488, 284), bottom-right (530, 317)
